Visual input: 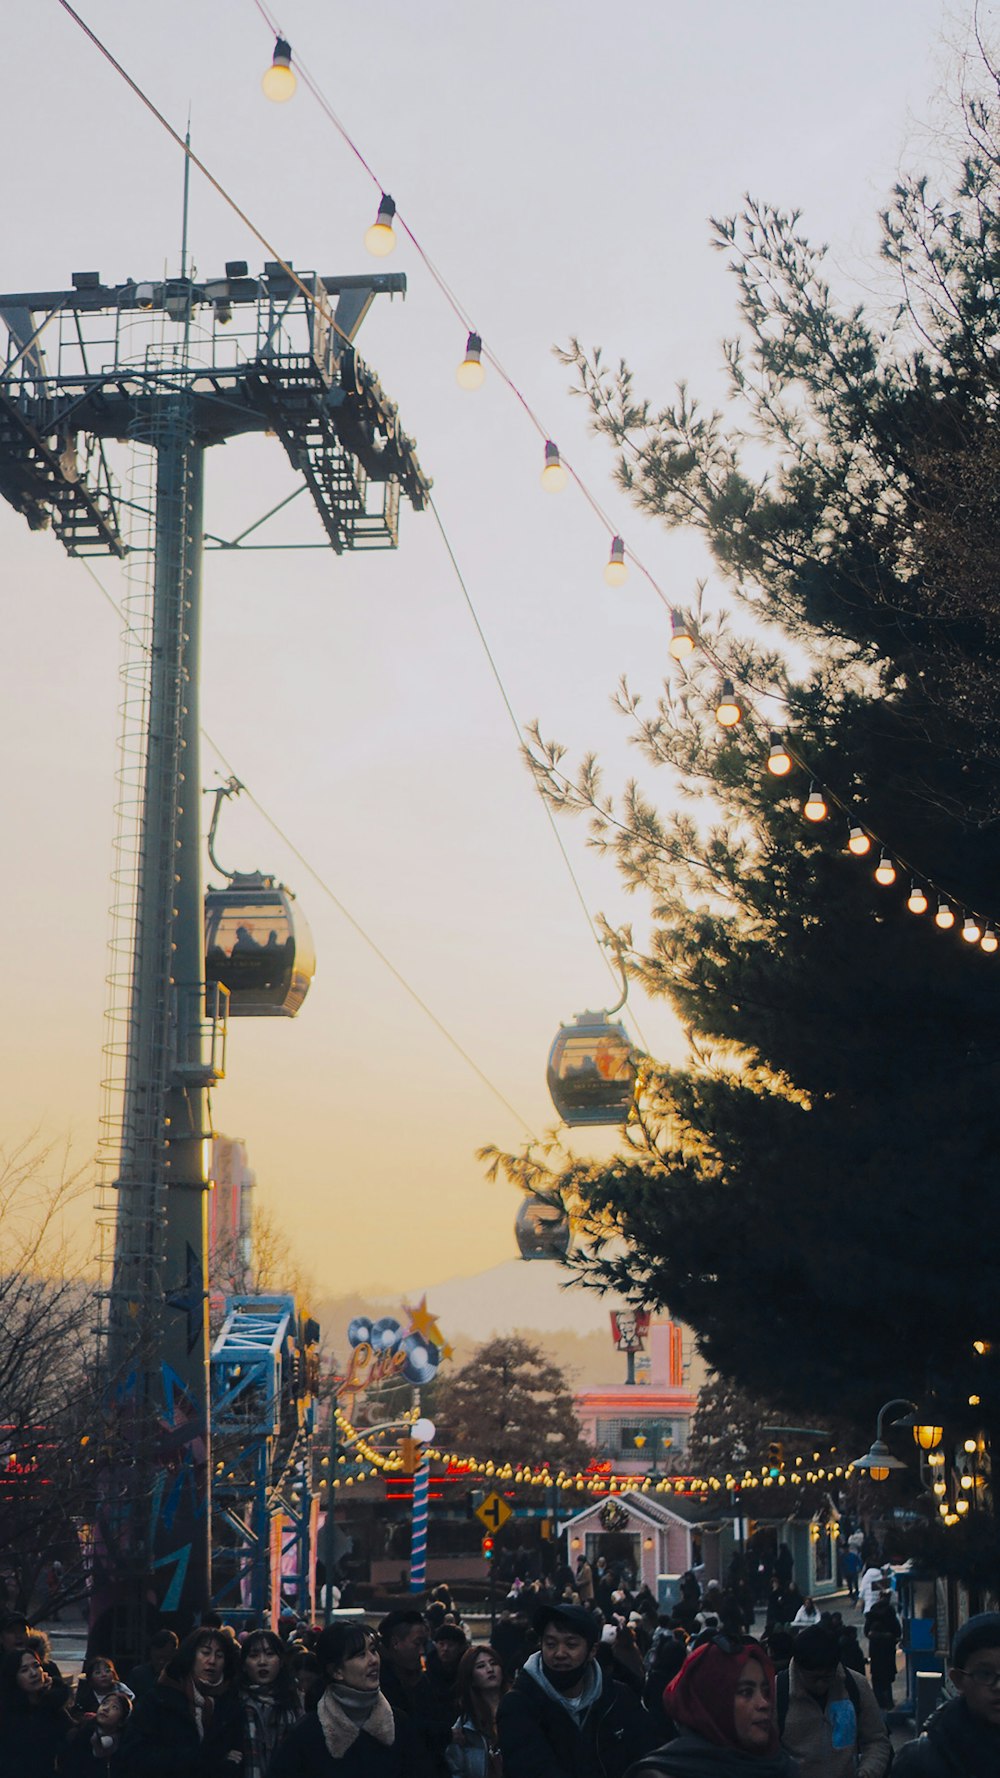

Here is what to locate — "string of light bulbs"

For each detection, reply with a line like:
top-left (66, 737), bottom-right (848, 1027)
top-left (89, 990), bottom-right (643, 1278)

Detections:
top-left (54, 0), bottom-right (654, 1041)
top-left (325, 1406), bottom-right (851, 1493)
top-left (692, 651), bottom-right (1000, 957)
top-left (249, 3), bottom-right (693, 628)
top-left (247, 10), bottom-right (1000, 963)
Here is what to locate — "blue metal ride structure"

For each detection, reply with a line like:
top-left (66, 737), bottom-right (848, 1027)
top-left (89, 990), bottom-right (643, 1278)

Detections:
top-left (210, 1295), bottom-right (320, 1623)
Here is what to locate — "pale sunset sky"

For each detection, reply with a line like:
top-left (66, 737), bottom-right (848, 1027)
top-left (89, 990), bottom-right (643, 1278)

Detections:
top-left (1, 0), bottom-right (967, 1295)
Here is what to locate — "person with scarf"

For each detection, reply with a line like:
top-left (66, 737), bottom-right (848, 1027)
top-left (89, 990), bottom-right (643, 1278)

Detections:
top-left (0, 1645), bottom-right (72, 1777)
top-left (266, 1621), bottom-right (420, 1777)
top-left (119, 1626), bottom-right (241, 1777)
top-left (625, 1635), bottom-right (794, 1778)
top-left (62, 1689), bottom-right (133, 1774)
top-left (447, 1644), bottom-right (509, 1778)
top-left (497, 1603), bottom-right (659, 1778)
top-left (236, 1630), bottom-right (302, 1778)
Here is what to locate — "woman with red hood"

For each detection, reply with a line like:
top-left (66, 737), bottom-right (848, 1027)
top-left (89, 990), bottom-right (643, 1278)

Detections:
top-left (626, 1636), bottom-right (794, 1778)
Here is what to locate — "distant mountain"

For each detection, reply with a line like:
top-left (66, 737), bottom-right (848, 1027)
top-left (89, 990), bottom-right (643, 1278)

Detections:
top-left (315, 1258), bottom-right (634, 1387)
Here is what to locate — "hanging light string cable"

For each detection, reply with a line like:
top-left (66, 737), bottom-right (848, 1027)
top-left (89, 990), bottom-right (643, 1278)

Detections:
top-left (54, 0), bottom-right (356, 349)
top-left (247, 0), bottom-right (681, 615)
top-left (75, 549), bottom-right (543, 1138)
top-left (55, 6), bottom-right (990, 951)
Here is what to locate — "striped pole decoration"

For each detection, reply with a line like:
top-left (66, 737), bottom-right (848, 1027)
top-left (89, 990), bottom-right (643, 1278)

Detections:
top-left (410, 1459), bottom-right (429, 1591)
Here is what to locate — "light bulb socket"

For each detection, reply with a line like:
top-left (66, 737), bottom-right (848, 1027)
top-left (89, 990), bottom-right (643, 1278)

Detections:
top-left (609, 536), bottom-right (625, 566)
top-left (376, 193), bottom-right (396, 225)
top-left (766, 731), bottom-right (792, 775)
top-left (273, 35), bottom-right (292, 67)
top-left (716, 678), bottom-right (742, 727)
top-left (804, 783), bottom-right (827, 822)
top-left (541, 440), bottom-right (568, 490)
top-left (668, 610), bottom-right (696, 660)
top-left (464, 330), bottom-right (482, 358)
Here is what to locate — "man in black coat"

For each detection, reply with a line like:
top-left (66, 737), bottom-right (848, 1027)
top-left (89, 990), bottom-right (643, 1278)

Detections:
top-left (497, 1603), bottom-right (659, 1778)
top-left (377, 1609), bottom-right (451, 1777)
top-left (896, 1612), bottom-right (1000, 1776)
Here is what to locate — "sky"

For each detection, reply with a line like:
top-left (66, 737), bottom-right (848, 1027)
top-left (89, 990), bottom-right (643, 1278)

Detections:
top-left (0, 0), bottom-right (975, 1299)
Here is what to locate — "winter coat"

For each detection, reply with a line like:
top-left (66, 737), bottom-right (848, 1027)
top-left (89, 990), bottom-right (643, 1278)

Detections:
top-left (779, 1661), bottom-right (891, 1778)
top-left (445, 1715), bottom-right (494, 1778)
top-left (379, 1662), bottom-right (452, 1776)
top-left (625, 1730), bottom-right (794, 1778)
top-left (0, 1699), bottom-right (71, 1777)
top-left (497, 1659), bottom-right (659, 1778)
top-left (264, 1700), bottom-right (416, 1778)
top-left (894, 1694), bottom-right (1000, 1777)
top-left (118, 1679), bottom-right (239, 1778)
top-left (61, 1718), bottom-right (129, 1776)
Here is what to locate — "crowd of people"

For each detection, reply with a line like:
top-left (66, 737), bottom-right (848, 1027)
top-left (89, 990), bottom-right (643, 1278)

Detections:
top-left (0, 1567), bottom-right (997, 1778)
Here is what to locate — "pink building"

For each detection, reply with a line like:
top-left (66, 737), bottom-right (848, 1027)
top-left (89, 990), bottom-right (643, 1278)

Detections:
top-left (574, 1318), bottom-right (698, 1473)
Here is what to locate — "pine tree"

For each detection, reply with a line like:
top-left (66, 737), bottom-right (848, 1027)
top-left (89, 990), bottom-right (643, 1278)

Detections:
top-left (487, 62), bottom-right (1000, 1438)
top-left (433, 1336), bottom-right (591, 1470)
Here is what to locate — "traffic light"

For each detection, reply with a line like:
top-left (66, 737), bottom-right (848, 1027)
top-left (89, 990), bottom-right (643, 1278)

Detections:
top-left (482, 1535), bottom-right (494, 1562)
top-left (766, 1441), bottom-right (784, 1476)
top-left (397, 1437), bottom-right (421, 1473)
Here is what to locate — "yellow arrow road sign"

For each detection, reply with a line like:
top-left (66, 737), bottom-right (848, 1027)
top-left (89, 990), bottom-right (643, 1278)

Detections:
top-left (475, 1490), bottom-right (513, 1532)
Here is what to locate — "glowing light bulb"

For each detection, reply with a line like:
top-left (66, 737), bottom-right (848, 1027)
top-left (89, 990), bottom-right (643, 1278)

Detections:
top-left (767, 732), bottom-right (792, 776)
top-left (981, 926), bottom-right (998, 953)
top-left (874, 853), bottom-right (896, 886)
top-left (456, 331), bottom-right (485, 390)
top-left (262, 36), bottom-right (297, 101)
top-left (936, 898), bottom-right (955, 930)
top-left (715, 679), bottom-right (743, 728)
top-left (907, 882), bottom-right (928, 915)
top-left (957, 1498), bottom-right (969, 1514)
top-left (965, 1438), bottom-right (978, 1453)
top-left (961, 1473), bottom-right (975, 1488)
top-left (604, 536), bottom-right (627, 587)
top-left (365, 193), bottom-right (397, 257)
top-left (933, 1479), bottom-right (947, 1495)
top-left (970, 1394), bottom-right (981, 1406)
top-left (803, 783), bottom-right (827, 823)
top-left (848, 826), bottom-right (871, 856)
top-left (541, 440), bottom-right (568, 491)
top-left (963, 915), bottom-right (982, 944)
top-left (668, 611), bottom-right (696, 660)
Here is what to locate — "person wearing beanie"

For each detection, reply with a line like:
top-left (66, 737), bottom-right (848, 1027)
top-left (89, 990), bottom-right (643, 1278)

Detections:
top-left (775, 1624), bottom-right (889, 1778)
top-left (627, 1635), bottom-right (794, 1777)
top-left (497, 1604), bottom-right (658, 1778)
top-left (895, 1611), bottom-right (1000, 1776)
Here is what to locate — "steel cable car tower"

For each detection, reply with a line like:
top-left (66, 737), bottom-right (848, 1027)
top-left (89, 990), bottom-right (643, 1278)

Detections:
top-left (0, 253), bottom-right (427, 1649)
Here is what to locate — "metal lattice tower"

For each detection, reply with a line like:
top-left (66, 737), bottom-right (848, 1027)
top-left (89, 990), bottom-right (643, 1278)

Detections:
top-left (0, 262), bottom-right (428, 1650)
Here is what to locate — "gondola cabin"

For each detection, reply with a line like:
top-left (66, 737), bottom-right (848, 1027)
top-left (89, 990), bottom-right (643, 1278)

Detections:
top-left (205, 872), bottom-right (315, 1017)
top-left (547, 1011), bottom-right (635, 1126)
top-left (516, 1195), bottom-right (571, 1261)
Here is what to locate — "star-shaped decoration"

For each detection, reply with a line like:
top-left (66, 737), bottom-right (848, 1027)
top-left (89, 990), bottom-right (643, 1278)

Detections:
top-left (404, 1295), bottom-right (444, 1347)
top-left (440, 1341), bottom-right (455, 1362)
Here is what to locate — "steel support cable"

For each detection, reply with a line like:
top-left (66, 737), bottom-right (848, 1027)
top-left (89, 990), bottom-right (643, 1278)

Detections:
top-left (54, 0), bottom-right (354, 349)
top-left (77, 557), bottom-right (543, 1138)
top-left (427, 494), bottom-right (651, 1051)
